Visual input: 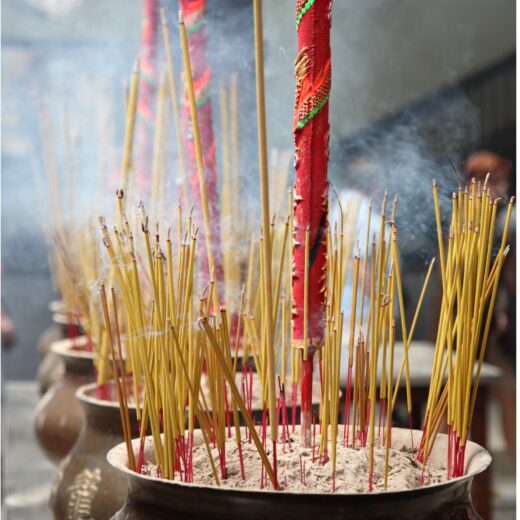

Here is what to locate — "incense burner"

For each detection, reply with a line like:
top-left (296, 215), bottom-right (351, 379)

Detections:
top-left (34, 337), bottom-right (94, 464)
top-left (51, 305), bottom-right (84, 338)
top-left (108, 428), bottom-right (490, 520)
top-left (50, 381), bottom-right (139, 520)
top-left (36, 323), bottom-right (65, 395)
top-left (36, 301), bottom-right (85, 395)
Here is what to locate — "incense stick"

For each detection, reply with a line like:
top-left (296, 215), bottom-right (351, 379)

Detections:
top-left (253, 0), bottom-right (278, 456)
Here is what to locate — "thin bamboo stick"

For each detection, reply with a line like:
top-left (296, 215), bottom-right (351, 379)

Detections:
top-left (253, 0), bottom-right (278, 449)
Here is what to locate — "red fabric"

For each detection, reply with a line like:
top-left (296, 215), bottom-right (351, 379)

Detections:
top-left (136, 0), bottom-right (159, 196)
top-left (182, 0), bottom-right (205, 18)
top-left (180, 0), bottom-right (222, 289)
top-left (292, 0), bottom-right (331, 342)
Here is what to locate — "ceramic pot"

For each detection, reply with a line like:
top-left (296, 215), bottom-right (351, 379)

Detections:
top-left (108, 428), bottom-right (490, 520)
top-left (49, 300), bottom-right (66, 313)
top-left (36, 324), bottom-right (66, 395)
top-left (52, 311), bottom-right (84, 338)
top-left (34, 337), bottom-right (94, 464)
top-left (37, 323), bottom-right (64, 357)
top-left (50, 381), bottom-right (139, 520)
top-left (36, 351), bottom-right (66, 396)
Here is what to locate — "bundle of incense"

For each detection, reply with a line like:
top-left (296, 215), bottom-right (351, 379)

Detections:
top-left (99, 199), bottom-right (277, 487)
top-left (418, 179), bottom-right (514, 479)
top-left (52, 220), bottom-right (132, 393)
top-left (101, 180), bottom-right (434, 493)
top-left (317, 191), bottom-right (433, 491)
top-left (240, 217), bottom-right (290, 367)
top-left (36, 103), bottom-right (121, 391)
top-left (38, 7), bottom-right (294, 397)
top-left (96, 14), bottom-right (425, 484)
top-left (292, 0), bottom-right (332, 447)
top-left (37, 7), bottom-right (174, 393)
top-left (37, 103), bottom-right (74, 315)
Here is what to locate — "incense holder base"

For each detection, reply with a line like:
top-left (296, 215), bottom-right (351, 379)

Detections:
top-left (36, 324), bottom-right (65, 395)
top-left (34, 337), bottom-right (94, 464)
top-left (108, 428), bottom-right (489, 520)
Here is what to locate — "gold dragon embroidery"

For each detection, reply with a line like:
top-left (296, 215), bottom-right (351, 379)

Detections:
top-left (66, 467), bottom-right (101, 520)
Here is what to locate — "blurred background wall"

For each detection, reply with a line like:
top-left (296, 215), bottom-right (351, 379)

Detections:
top-left (2, 0), bottom-right (141, 378)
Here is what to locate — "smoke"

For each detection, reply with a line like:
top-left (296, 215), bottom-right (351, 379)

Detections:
top-left (329, 89), bottom-right (480, 265)
top-left (259, 0), bottom-right (498, 266)
top-left (2, 0), bottom-right (504, 379)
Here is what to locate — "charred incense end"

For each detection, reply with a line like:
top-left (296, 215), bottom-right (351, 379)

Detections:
top-left (141, 217), bottom-right (149, 233)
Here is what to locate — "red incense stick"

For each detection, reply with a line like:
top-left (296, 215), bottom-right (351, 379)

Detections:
top-left (292, 0), bottom-right (332, 448)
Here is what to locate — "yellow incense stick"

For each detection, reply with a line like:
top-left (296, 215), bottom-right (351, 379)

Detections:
top-left (199, 317), bottom-right (277, 487)
top-left (119, 58), bottom-right (140, 195)
top-left (178, 16), bottom-right (218, 310)
top-left (253, 0), bottom-right (278, 444)
top-left (160, 8), bottom-right (188, 205)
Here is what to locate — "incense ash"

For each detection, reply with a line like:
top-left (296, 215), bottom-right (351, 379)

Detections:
top-left (139, 427), bottom-right (446, 493)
